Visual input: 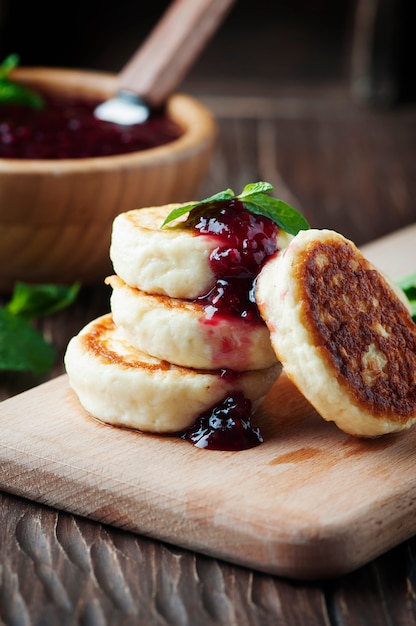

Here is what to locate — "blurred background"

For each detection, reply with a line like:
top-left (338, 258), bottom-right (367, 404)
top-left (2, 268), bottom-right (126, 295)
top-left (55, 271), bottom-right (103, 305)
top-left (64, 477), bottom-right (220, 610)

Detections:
top-left (0, 0), bottom-right (414, 104)
top-left (0, 0), bottom-right (415, 245)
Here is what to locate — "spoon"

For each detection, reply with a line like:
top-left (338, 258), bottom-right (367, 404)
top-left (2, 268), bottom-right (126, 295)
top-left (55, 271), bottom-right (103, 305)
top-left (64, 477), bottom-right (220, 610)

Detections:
top-left (95, 0), bottom-right (236, 125)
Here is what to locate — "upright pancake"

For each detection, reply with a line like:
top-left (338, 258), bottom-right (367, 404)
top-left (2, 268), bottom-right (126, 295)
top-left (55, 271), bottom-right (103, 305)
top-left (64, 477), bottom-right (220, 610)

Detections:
top-left (64, 313), bottom-right (282, 434)
top-left (256, 228), bottom-right (416, 437)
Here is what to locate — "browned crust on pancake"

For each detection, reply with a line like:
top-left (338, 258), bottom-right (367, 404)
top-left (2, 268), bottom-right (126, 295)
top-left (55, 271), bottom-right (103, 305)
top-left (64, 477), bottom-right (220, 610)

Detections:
top-left (106, 274), bottom-right (203, 313)
top-left (79, 313), bottom-right (243, 377)
top-left (295, 239), bottom-right (416, 422)
top-left (80, 315), bottom-right (172, 372)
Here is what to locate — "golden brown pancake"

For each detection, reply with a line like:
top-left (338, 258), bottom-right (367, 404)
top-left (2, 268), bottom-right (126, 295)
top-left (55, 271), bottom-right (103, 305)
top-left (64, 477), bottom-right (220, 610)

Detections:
top-left (256, 228), bottom-right (416, 437)
top-left (106, 274), bottom-right (277, 371)
top-left (64, 313), bottom-right (282, 434)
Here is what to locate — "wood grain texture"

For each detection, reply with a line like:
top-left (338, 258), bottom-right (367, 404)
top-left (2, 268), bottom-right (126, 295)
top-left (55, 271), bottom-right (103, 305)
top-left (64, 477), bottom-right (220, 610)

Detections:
top-left (198, 92), bottom-right (416, 249)
top-left (0, 492), bottom-right (337, 625)
top-left (0, 225), bottom-right (415, 582)
top-left (0, 85), bottom-right (415, 624)
top-left (2, 491), bottom-right (416, 626)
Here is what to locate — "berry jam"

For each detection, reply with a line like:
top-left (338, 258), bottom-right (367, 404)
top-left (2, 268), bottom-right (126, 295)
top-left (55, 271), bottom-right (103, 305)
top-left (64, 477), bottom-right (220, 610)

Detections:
top-left (181, 392), bottom-right (263, 450)
top-left (190, 198), bottom-right (278, 323)
top-left (0, 92), bottom-right (183, 159)
top-left (180, 200), bottom-right (277, 451)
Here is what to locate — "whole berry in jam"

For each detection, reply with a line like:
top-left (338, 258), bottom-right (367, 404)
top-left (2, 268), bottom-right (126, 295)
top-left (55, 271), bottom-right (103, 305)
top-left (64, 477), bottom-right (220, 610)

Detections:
top-left (190, 199), bottom-right (277, 274)
top-left (182, 392), bottom-right (263, 451)
top-left (190, 199), bottom-right (278, 322)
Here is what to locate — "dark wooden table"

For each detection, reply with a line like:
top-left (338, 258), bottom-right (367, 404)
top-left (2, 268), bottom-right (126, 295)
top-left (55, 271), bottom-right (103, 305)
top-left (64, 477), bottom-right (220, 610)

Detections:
top-left (1, 84), bottom-right (416, 625)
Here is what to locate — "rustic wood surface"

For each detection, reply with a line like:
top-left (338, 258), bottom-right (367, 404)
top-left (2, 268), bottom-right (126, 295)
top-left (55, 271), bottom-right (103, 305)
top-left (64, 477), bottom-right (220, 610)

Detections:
top-left (1, 85), bottom-right (416, 624)
top-left (1, 219), bottom-right (416, 584)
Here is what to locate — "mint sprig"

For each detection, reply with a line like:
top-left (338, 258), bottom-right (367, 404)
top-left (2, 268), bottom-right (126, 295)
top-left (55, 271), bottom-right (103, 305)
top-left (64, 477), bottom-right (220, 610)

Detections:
top-left (160, 181), bottom-right (310, 235)
top-left (396, 272), bottom-right (416, 321)
top-left (0, 54), bottom-right (44, 109)
top-left (0, 282), bottom-right (80, 376)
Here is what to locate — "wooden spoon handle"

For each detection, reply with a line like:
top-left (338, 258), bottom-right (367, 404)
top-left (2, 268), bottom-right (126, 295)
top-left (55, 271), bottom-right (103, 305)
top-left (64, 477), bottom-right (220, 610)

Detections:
top-left (117, 0), bottom-right (236, 107)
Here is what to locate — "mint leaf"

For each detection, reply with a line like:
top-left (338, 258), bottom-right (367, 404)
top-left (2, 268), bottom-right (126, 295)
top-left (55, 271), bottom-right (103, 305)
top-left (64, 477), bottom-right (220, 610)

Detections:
top-left (396, 272), bottom-right (416, 321)
top-left (7, 282), bottom-right (80, 320)
top-left (0, 308), bottom-right (55, 375)
top-left (0, 53), bottom-right (19, 79)
top-left (0, 54), bottom-right (44, 109)
top-left (0, 281), bottom-right (80, 376)
top-left (242, 194), bottom-right (309, 235)
top-left (0, 82), bottom-right (44, 109)
top-left (161, 181), bottom-right (309, 235)
top-left (160, 188), bottom-right (234, 227)
top-left (238, 181), bottom-right (274, 197)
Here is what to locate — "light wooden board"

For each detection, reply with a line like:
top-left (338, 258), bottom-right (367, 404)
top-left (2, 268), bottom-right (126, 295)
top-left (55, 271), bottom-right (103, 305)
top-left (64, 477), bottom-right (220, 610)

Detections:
top-left (0, 223), bottom-right (415, 580)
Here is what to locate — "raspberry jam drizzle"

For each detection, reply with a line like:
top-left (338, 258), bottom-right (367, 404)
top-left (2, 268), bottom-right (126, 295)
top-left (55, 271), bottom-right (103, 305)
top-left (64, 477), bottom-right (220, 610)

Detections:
top-left (181, 199), bottom-right (277, 451)
top-left (181, 393), bottom-right (263, 450)
top-left (0, 92), bottom-right (182, 159)
top-left (190, 198), bottom-right (278, 323)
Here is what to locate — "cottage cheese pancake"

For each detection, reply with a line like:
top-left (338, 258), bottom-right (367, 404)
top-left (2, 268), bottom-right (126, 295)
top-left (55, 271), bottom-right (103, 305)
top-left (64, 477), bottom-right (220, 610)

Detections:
top-left (106, 275), bottom-right (277, 371)
top-left (256, 228), bottom-right (416, 437)
top-left (110, 204), bottom-right (218, 299)
top-left (64, 314), bottom-right (281, 434)
top-left (110, 202), bottom-right (291, 299)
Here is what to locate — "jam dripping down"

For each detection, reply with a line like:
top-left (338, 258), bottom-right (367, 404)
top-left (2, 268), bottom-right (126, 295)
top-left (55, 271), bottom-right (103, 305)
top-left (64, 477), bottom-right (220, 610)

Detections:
top-left (181, 392), bottom-right (263, 451)
top-left (190, 198), bottom-right (278, 323)
top-left (0, 92), bottom-right (182, 159)
top-left (181, 200), bottom-right (277, 450)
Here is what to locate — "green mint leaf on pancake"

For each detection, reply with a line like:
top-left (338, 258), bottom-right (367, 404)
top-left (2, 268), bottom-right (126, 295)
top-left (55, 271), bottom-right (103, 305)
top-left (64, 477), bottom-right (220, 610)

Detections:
top-left (160, 181), bottom-right (309, 235)
top-left (242, 194), bottom-right (309, 235)
top-left (160, 188), bottom-right (234, 227)
top-left (238, 181), bottom-right (274, 197)
top-left (0, 54), bottom-right (44, 109)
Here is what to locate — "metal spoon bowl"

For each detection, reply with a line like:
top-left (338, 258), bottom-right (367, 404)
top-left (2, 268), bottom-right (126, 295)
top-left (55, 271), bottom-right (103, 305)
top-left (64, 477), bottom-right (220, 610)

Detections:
top-left (95, 0), bottom-right (236, 125)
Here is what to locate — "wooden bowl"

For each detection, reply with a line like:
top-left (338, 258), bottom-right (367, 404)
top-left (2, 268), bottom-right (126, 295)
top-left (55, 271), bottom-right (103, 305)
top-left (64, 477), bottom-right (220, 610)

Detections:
top-left (0, 67), bottom-right (217, 291)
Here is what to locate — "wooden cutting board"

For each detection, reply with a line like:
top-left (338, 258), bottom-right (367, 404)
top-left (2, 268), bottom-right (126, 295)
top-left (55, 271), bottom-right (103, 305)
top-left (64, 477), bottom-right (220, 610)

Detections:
top-left (0, 224), bottom-right (415, 580)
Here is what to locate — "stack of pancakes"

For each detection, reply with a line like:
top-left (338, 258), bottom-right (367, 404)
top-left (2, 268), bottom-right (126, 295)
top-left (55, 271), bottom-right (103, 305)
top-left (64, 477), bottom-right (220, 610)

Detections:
top-left (65, 203), bottom-right (416, 441)
top-left (64, 203), bottom-right (283, 436)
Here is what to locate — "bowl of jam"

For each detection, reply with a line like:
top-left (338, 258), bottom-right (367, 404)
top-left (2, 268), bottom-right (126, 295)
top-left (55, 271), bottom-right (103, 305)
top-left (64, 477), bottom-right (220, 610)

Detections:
top-left (0, 66), bottom-right (217, 290)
